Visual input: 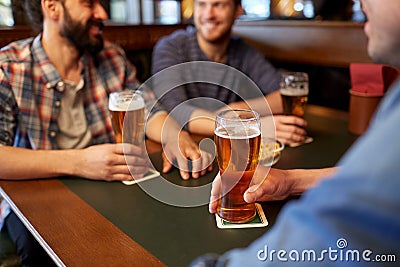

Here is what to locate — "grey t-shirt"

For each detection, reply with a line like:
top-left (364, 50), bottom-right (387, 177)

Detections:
top-left (151, 27), bottom-right (282, 127)
top-left (56, 79), bottom-right (92, 149)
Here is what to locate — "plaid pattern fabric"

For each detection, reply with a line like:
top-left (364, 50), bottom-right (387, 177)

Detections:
top-left (0, 35), bottom-right (140, 230)
top-left (0, 34), bottom-right (139, 149)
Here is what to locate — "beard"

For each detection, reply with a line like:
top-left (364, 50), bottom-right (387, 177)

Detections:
top-left (60, 7), bottom-right (104, 56)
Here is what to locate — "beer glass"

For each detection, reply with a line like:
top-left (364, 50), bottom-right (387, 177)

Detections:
top-left (280, 72), bottom-right (313, 147)
top-left (280, 72), bottom-right (309, 117)
top-left (109, 90), bottom-right (145, 145)
top-left (214, 109), bottom-right (261, 223)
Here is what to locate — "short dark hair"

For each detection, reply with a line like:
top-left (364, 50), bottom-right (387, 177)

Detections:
top-left (234, 0), bottom-right (241, 6)
top-left (23, 0), bottom-right (43, 33)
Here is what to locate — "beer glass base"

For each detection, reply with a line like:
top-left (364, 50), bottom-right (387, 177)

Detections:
top-left (217, 209), bottom-right (256, 224)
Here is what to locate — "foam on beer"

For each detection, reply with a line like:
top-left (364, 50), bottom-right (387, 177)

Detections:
top-left (214, 125), bottom-right (260, 139)
top-left (280, 87), bottom-right (308, 96)
top-left (109, 96), bottom-right (145, 111)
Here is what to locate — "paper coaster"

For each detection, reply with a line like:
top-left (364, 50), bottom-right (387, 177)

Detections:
top-left (288, 136), bottom-right (314, 148)
top-left (215, 203), bottom-right (268, 229)
top-left (122, 169), bottom-right (160, 185)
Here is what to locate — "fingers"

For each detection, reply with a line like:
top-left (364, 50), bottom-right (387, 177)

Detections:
top-left (108, 144), bottom-right (150, 179)
top-left (115, 143), bottom-right (147, 156)
top-left (187, 149), bottom-right (213, 179)
top-left (209, 173), bottom-right (221, 214)
top-left (273, 115), bottom-right (308, 145)
top-left (274, 115), bottom-right (307, 127)
top-left (119, 154), bottom-right (149, 179)
top-left (128, 165), bottom-right (150, 179)
top-left (161, 152), bottom-right (173, 173)
top-left (187, 148), bottom-right (202, 179)
top-left (176, 155), bottom-right (190, 180)
top-left (164, 146), bottom-right (213, 180)
top-left (124, 154), bottom-right (149, 167)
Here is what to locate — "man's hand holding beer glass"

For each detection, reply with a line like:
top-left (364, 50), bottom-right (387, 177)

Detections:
top-left (273, 72), bottom-right (310, 146)
top-left (209, 166), bottom-right (337, 213)
top-left (109, 89), bottom-right (213, 181)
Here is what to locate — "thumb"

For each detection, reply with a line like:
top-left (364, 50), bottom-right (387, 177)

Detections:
top-left (244, 185), bottom-right (259, 203)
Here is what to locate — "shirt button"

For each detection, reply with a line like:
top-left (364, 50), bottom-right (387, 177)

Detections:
top-left (50, 131), bottom-right (56, 138)
top-left (55, 101), bottom-right (61, 107)
top-left (57, 81), bottom-right (65, 91)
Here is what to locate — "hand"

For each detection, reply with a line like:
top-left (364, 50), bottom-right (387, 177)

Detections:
top-left (209, 167), bottom-right (294, 214)
top-left (244, 168), bottom-right (294, 203)
top-left (209, 172), bottom-right (222, 214)
top-left (75, 143), bottom-right (149, 181)
top-left (271, 115), bottom-right (308, 145)
top-left (244, 167), bottom-right (334, 203)
top-left (162, 131), bottom-right (213, 180)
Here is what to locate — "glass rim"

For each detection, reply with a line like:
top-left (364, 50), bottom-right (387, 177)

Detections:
top-left (109, 90), bottom-right (142, 96)
top-left (216, 109), bottom-right (260, 122)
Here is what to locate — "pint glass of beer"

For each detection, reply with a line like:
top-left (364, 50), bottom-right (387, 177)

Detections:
top-left (280, 72), bottom-right (309, 117)
top-left (214, 109), bottom-right (261, 223)
top-left (108, 90), bottom-right (145, 146)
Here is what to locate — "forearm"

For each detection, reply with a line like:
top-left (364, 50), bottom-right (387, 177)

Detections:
top-left (265, 90), bottom-right (284, 114)
top-left (145, 111), bottom-right (169, 143)
top-left (223, 91), bottom-right (283, 117)
top-left (288, 167), bottom-right (337, 196)
top-left (146, 111), bottom-right (195, 144)
top-left (187, 109), bottom-right (215, 136)
top-left (0, 146), bottom-right (80, 180)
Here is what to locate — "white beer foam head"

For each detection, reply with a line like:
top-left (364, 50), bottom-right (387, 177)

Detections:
top-left (280, 87), bottom-right (309, 96)
top-left (215, 125), bottom-right (260, 139)
top-left (109, 92), bottom-right (145, 111)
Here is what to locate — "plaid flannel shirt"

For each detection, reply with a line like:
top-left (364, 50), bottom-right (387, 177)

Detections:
top-left (0, 34), bottom-right (140, 149)
top-left (0, 35), bottom-right (139, 228)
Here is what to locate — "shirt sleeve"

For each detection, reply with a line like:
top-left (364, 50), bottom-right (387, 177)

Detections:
top-left (214, 86), bottom-right (400, 266)
top-left (235, 41), bottom-right (282, 96)
top-left (0, 199), bottom-right (11, 231)
top-left (0, 68), bottom-right (17, 146)
top-left (151, 33), bottom-right (196, 128)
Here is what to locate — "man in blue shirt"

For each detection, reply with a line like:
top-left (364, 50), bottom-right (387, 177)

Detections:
top-left (197, 0), bottom-right (400, 265)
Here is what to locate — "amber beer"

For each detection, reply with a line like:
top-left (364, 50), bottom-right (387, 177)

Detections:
top-left (214, 110), bottom-right (261, 223)
top-left (280, 72), bottom-right (309, 117)
top-left (109, 91), bottom-right (145, 145)
top-left (281, 90), bottom-right (308, 117)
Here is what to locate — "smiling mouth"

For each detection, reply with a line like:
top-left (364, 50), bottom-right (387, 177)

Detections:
top-left (89, 20), bottom-right (104, 34)
top-left (202, 22), bottom-right (219, 30)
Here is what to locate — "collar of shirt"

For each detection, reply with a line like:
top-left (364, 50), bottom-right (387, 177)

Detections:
top-left (31, 35), bottom-right (86, 93)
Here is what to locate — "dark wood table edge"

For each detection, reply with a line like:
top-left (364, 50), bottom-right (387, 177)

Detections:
top-left (0, 186), bottom-right (64, 266)
top-left (0, 179), bottom-right (166, 267)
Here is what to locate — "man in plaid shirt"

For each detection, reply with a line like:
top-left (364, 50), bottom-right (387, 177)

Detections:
top-left (0, 0), bottom-right (212, 265)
